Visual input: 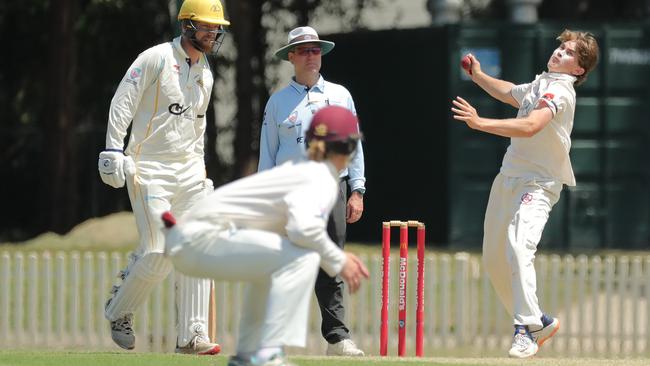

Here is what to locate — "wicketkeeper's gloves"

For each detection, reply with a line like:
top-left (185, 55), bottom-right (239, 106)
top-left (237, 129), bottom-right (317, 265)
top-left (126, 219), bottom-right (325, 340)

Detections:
top-left (98, 149), bottom-right (126, 188)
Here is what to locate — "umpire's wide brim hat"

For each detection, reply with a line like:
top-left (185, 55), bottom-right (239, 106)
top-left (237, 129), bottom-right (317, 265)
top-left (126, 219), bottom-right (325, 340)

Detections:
top-left (274, 26), bottom-right (335, 61)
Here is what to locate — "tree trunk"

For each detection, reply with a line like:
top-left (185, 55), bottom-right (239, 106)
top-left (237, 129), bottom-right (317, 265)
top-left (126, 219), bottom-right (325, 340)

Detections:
top-left (44, 0), bottom-right (78, 233)
top-left (226, 0), bottom-right (269, 178)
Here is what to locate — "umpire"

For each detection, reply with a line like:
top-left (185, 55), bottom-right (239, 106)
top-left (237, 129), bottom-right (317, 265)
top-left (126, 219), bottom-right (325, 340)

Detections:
top-left (257, 26), bottom-right (366, 356)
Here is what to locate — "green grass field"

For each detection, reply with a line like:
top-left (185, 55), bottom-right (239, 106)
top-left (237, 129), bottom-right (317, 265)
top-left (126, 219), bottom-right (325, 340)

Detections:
top-left (0, 351), bottom-right (649, 366)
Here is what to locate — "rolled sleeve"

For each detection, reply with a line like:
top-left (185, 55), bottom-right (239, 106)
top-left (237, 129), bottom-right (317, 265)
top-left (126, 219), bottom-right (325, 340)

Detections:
top-left (347, 139), bottom-right (366, 193)
top-left (537, 82), bottom-right (572, 117)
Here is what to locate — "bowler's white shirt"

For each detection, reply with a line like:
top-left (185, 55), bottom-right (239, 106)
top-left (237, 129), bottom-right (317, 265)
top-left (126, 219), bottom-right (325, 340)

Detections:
top-left (501, 72), bottom-right (578, 186)
top-left (182, 160), bottom-right (347, 276)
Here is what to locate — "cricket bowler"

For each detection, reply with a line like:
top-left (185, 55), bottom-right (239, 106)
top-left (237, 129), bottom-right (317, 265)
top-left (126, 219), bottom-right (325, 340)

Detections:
top-left (452, 29), bottom-right (599, 358)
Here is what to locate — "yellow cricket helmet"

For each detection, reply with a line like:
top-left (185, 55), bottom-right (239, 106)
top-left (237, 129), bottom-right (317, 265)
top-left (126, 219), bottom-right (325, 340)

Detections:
top-left (178, 0), bottom-right (230, 26)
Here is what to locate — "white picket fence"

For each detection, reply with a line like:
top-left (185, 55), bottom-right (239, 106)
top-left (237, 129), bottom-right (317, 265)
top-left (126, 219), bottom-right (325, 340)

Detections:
top-left (1, 250), bottom-right (649, 357)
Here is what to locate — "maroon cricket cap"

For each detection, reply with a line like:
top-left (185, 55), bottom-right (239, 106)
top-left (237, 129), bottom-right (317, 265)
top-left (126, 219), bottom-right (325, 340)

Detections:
top-left (306, 106), bottom-right (362, 143)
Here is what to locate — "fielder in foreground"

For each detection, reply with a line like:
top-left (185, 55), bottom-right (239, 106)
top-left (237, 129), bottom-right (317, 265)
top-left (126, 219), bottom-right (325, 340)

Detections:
top-left (97, 0), bottom-right (228, 354)
top-left (163, 105), bottom-right (370, 366)
top-left (452, 30), bottom-right (599, 358)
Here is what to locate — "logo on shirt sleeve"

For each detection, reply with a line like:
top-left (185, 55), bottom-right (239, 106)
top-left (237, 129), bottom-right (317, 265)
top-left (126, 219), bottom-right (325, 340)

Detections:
top-left (124, 67), bottom-right (142, 86)
top-left (538, 93), bottom-right (557, 113)
top-left (541, 93), bottom-right (554, 101)
top-left (129, 67), bottom-right (142, 80)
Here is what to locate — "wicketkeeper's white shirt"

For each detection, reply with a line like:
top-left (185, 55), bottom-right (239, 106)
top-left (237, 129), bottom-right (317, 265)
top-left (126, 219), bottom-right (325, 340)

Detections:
top-left (501, 72), bottom-right (577, 186)
top-left (106, 37), bottom-right (213, 160)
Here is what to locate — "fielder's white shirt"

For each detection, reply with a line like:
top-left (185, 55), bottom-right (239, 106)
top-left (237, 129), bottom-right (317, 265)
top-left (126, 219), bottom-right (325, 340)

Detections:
top-left (501, 72), bottom-right (578, 186)
top-left (106, 37), bottom-right (213, 160)
top-left (181, 160), bottom-right (347, 276)
top-left (258, 75), bottom-right (366, 193)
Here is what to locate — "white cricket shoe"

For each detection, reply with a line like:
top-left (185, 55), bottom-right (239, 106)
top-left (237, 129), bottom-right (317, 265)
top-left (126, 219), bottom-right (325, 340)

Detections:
top-left (229, 353), bottom-right (297, 366)
top-left (109, 313), bottom-right (135, 350)
top-left (326, 339), bottom-right (365, 356)
top-left (175, 334), bottom-right (221, 355)
top-left (508, 325), bottom-right (538, 358)
top-left (532, 314), bottom-right (560, 347)
top-left (258, 354), bottom-right (297, 366)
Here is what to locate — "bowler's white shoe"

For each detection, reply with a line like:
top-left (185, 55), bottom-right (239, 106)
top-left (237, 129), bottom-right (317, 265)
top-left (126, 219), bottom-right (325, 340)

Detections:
top-left (532, 314), bottom-right (560, 347)
top-left (175, 334), bottom-right (221, 355)
top-left (109, 313), bottom-right (135, 350)
top-left (508, 325), bottom-right (538, 358)
top-left (326, 339), bottom-right (365, 356)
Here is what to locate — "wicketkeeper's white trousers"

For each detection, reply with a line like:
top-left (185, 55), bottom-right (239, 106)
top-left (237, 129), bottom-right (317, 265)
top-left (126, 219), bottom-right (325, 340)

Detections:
top-left (167, 221), bottom-right (321, 353)
top-left (482, 173), bottom-right (562, 328)
top-left (104, 157), bottom-right (212, 346)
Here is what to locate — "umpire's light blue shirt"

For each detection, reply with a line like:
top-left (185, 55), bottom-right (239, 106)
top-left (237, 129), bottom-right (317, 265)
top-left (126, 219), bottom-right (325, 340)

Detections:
top-left (258, 75), bottom-right (366, 193)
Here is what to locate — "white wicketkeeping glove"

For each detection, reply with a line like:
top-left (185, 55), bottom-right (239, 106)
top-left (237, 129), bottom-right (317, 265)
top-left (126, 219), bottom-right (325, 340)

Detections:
top-left (98, 150), bottom-right (126, 188)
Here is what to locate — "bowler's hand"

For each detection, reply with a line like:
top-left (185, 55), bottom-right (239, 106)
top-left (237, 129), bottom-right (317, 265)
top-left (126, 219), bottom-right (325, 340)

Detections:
top-left (340, 252), bottom-right (369, 294)
top-left (465, 53), bottom-right (482, 79)
top-left (451, 96), bottom-right (482, 130)
top-left (346, 191), bottom-right (364, 223)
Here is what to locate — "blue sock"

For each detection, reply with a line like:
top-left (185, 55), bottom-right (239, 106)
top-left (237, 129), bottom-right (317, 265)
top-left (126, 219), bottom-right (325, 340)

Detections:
top-left (540, 314), bottom-right (554, 328)
top-left (514, 324), bottom-right (531, 338)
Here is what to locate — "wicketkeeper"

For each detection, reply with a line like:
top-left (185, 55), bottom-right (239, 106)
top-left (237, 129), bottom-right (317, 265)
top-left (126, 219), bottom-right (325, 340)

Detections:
top-left (97, 0), bottom-right (228, 354)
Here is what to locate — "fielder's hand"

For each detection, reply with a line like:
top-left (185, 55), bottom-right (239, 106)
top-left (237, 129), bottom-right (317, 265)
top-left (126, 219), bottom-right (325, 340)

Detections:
top-left (340, 252), bottom-right (369, 294)
top-left (98, 150), bottom-right (126, 188)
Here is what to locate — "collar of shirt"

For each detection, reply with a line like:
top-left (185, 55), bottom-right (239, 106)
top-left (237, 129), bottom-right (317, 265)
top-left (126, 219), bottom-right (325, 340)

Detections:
top-left (289, 75), bottom-right (325, 94)
top-left (172, 37), bottom-right (188, 58)
top-left (172, 36), bottom-right (197, 66)
top-left (537, 71), bottom-right (577, 84)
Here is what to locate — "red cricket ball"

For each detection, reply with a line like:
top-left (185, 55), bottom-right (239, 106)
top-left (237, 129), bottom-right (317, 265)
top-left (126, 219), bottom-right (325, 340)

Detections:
top-left (461, 55), bottom-right (472, 75)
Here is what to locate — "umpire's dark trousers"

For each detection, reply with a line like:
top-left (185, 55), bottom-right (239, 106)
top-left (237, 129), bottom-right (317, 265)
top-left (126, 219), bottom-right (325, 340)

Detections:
top-left (315, 178), bottom-right (350, 343)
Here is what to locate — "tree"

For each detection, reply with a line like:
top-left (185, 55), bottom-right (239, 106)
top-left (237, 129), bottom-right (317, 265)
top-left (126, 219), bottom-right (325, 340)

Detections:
top-left (44, 0), bottom-right (78, 233)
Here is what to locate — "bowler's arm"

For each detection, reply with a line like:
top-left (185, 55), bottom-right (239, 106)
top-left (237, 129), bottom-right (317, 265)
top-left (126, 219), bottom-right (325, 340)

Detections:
top-left (464, 54), bottom-right (518, 108)
top-left (452, 96), bottom-right (553, 138)
top-left (472, 71), bottom-right (518, 108)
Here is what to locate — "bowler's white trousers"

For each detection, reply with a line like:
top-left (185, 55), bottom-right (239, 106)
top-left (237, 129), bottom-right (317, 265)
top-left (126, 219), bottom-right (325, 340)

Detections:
top-left (167, 221), bottom-right (321, 353)
top-left (104, 157), bottom-right (212, 346)
top-left (482, 173), bottom-right (562, 328)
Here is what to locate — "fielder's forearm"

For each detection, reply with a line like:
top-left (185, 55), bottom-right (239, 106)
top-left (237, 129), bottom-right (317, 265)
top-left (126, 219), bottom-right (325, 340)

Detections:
top-left (472, 71), bottom-right (518, 108)
top-left (286, 224), bottom-right (346, 276)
